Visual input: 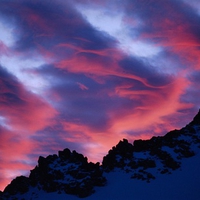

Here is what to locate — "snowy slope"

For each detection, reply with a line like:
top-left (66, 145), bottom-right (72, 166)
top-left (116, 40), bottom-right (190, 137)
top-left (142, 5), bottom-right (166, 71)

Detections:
top-left (7, 153), bottom-right (200, 200)
top-left (1, 110), bottom-right (200, 200)
top-left (81, 154), bottom-right (200, 200)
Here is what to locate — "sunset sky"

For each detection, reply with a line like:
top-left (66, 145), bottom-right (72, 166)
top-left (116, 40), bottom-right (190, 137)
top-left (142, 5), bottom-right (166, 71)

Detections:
top-left (1, 0), bottom-right (200, 190)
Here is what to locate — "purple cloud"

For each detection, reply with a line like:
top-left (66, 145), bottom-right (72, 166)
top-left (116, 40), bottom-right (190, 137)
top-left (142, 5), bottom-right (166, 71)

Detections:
top-left (0, 0), bottom-right (200, 191)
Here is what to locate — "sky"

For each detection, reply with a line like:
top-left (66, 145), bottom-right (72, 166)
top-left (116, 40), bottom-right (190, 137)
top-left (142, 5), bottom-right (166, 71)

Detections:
top-left (0, 0), bottom-right (200, 191)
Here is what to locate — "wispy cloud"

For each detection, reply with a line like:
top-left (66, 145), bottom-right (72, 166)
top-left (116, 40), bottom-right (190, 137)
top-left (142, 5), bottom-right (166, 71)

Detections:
top-left (0, 0), bottom-right (200, 191)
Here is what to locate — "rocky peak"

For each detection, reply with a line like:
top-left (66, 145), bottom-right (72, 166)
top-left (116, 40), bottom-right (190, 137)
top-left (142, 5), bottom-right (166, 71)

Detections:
top-left (102, 112), bottom-right (200, 181)
top-left (3, 148), bottom-right (106, 199)
top-left (1, 110), bottom-right (200, 199)
top-left (102, 139), bottom-right (134, 170)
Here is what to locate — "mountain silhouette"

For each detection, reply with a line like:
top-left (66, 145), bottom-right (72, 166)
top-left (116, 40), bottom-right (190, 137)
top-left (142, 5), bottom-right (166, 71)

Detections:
top-left (1, 110), bottom-right (200, 199)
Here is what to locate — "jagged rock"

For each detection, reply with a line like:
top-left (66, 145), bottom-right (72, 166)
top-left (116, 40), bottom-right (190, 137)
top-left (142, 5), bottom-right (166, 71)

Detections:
top-left (131, 170), bottom-right (155, 182)
top-left (64, 179), bottom-right (94, 198)
top-left (27, 148), bottom-right (107, 198)
top-left (163, 156), bottom-right (180, 170)
top-left (2, 110), bottom-right (200, 199)
top-left (102, 109), bottom-right (200, 183)
top-left (137, 159), bottom-right (156, 169)
top-left (102, 150), bottom-right (116, 170)
top-left (58, 148), bottom-right (71, 159)
top-left (163, 129), bottom-right (180, 140)
top-left (115, 139), bottom-right (134, 157)
top-left (102, 139), bottom-right (134, 170)
top-left (0, 191), bottom-right (3, 200)
top-left (174, 145), bottom-right (195, 159)
top-left (133, 139), bottom-right (150, 152)
top-left (190, 109), bottom-right (200, 125)
top-left (3, 176), bottom-right (30, 195)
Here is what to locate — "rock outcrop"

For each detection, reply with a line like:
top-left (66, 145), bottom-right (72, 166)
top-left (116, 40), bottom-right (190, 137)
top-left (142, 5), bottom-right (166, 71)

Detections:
top-left (2, 149), bottom-right (106, 199)
top-left (102, 110), bottom-right (200, 181)
top-left (1, 110), bottom-right (200, 199)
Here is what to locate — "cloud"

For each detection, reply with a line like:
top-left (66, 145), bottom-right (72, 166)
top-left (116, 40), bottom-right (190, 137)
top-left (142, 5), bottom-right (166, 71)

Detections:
top-left (123, 0), bottom-right (200, 68)
top-left (0, 66), bottom-right (57, 132)
top-left (0, 0), bottom-right (200, 191)
top-left (0, 125), bottom-right (35, 191)
top-left (0, 66), bottom-right (57, 190)
top-left (110, 76), bottom-right (192, 133)
top-left (0, 0), bottom-right (117, 54)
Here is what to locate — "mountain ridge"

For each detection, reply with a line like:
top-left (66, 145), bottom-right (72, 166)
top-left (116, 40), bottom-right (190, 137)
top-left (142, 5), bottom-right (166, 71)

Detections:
top-left (1, 110), bottom-right (200, 199)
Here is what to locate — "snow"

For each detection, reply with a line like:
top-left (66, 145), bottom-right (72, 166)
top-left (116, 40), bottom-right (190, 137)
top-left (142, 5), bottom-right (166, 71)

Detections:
top-left (133, 151), bottom-right (149, 159)
top-left (89, 153), bottom-right (200, 200)
top-left (10, 151), bottom-right (200, 200)
top-left (161, 146), bottom-right (177, 160)
top-left (3, 123), bottom-right (200, 200)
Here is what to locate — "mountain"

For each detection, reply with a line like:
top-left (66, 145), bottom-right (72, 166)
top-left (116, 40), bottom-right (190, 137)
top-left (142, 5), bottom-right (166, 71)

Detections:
top-left (1, 110), bottom-right (200, 200)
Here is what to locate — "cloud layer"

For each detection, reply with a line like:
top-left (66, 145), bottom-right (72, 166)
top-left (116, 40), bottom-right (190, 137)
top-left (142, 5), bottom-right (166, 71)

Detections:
top-left (0, 0), bottom-right (200, 190)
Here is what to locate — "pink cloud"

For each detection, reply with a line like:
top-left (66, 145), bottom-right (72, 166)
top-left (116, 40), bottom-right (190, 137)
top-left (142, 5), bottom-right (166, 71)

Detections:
top-left (0, 127), bottom-right (36, 191)
top-left (77, 82), bottom-right (88, 90)
top-left (110, 76), bottom-right (192, 135)
top-left (0, 78), bottom-right (57, 132)
top-left (57, 49), bottom-right (158, 89)
top-left (1, 0), bottom-right (200, 192)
